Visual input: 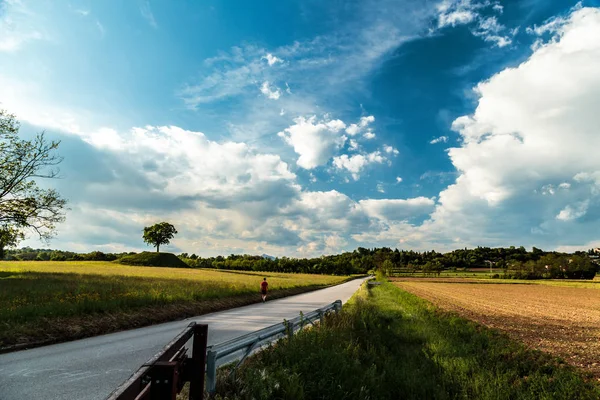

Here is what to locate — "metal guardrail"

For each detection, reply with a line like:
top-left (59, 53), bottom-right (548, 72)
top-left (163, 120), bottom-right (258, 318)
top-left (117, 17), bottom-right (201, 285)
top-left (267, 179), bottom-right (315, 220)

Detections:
top-left (106, 322), bottom-right (208, 400)
top-left (205, 300), bottom-right (342, 393)
top-left (107, 300), bottom-right (343, 398)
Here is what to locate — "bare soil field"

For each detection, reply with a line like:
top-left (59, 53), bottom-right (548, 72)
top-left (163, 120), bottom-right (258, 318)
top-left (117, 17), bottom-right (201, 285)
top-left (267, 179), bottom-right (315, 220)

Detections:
top-left (393, 278), bottom-right (600, 378)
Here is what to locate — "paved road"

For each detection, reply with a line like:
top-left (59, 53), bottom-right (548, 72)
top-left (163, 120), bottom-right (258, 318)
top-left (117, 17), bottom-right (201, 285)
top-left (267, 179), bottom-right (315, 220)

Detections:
top-left (0, 278), bottom-right (365, 400)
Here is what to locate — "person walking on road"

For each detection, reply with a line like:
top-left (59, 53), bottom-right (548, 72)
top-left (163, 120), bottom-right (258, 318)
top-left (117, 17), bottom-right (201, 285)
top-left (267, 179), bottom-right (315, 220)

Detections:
top-left (260, 277), bottom-right (268, 302)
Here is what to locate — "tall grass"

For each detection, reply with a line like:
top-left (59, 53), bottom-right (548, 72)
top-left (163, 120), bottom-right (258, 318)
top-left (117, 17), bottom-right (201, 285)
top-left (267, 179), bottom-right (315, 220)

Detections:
top-left (215, 282), bottom-right (600, 399)
top-left (0, 262), bottom-right (348, 349)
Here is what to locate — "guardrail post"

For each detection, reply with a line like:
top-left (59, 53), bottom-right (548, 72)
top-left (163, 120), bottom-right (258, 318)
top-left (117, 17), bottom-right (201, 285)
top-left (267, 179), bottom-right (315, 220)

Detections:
top-left (189, 324), bottom-right (208, 400)
top-left (334, 300), bottom-right (342, 313)
top-left (285, 320), bottom-right (294, 341)
top-left (206, 349), bottom-right (218, 394)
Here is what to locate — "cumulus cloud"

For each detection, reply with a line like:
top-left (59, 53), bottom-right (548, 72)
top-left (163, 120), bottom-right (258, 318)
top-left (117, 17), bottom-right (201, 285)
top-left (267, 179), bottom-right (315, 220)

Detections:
top-left (345, 115), bottom-right (375, 136)
top-left (396, 176), bottom-right (403, 183)
top-left (363, 131), bottom-right (376, 140)
top-left (278, 116), bottom-right (347, 169)
top-left (260, 81), bottom-right (281, 100)
top-left (332, 151), bottom-right (386, 180)
top-left (384, 145), bottom-right (399, 155)
top-left (263, 53), bottom-right (283, 66)
top-left (420, 6), bottom-right (600, 247)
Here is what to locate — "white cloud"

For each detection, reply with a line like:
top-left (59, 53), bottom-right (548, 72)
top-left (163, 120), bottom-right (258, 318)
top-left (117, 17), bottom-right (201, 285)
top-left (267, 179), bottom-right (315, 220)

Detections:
top-left (473, 16), bottom-right (512, 47)
top-left (96, 20), bottom-right (105, 36)
top-left (556, 200), bottom-right (589, 221)
top-left (384, 145), bottom-right (399, 155)
top-left (345, 115), bottom-right (375, 136)
top-left (527, 3), bottom-right (582, 37)
top-left (437, 0), bottom-right (478, 28)
top-left (260, 81), bottom-right (281, 100)
top-left (140, 1), bottom-right (158, 29)
top-left (359, 197), bottom-right (435, 221)
top-left (324, 234), bottom-right (347, 251)
top-left (436, 0), bottom-right (515, 48)
top-left (430, 136), bottom-right (449, 144)
top-left (263, 53), bottom-right (283, 66)
top-left (363, 131), bottom-right (376, 140)
top-left (332, 151), bottom-right (385, 180)
top-left (377, 183), bottom-right (385, 193)
top-left (348, 139), bottom-right (359, 151)
top-left (0, 0), bottom-right (44, 51)
top-left (87, 125), bottom-right (297, 200)
top-left (396, 176), bottom-right (403, 183)
top-left (558, 182), bottom-right (571, 190)
top-left (278, 116), bottom-right (347, 169)
top-left (417, 6), bottom-right (600, 247)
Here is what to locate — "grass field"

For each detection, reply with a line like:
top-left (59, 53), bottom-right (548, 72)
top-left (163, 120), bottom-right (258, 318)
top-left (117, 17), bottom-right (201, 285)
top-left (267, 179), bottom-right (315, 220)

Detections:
top-left (211, 282), bottom-right (600, 399)
top-left (393, 278), bottom-right (600, 378)
top-left (0, 261), bottom-right (349, 350)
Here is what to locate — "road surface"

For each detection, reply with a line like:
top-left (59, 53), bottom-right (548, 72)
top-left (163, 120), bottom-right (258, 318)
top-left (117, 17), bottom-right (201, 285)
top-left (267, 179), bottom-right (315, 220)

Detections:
top-left (0, 278), bottom-right (365, 400)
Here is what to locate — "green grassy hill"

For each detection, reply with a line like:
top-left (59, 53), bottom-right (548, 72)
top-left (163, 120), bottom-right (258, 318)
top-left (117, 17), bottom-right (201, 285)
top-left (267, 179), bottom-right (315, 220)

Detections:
top-left (116, 252), bottom-right (190, 268)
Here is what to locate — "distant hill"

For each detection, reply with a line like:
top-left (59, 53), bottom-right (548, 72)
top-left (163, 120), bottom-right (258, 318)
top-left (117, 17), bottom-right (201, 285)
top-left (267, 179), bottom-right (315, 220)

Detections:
top-left (117, 252), bottom-right (189, 268)
top-left (261, 254), bottom-right (276, 260)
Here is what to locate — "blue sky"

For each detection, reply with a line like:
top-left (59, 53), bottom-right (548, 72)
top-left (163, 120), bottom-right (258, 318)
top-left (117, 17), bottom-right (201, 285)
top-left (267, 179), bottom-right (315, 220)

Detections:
top-left (2, 0), bottom-right (600, 256)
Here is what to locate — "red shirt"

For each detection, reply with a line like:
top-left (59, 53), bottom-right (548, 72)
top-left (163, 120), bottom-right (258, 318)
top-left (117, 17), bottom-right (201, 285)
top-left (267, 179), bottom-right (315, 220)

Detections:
top-left (260, 281), bottom-right (268, 291)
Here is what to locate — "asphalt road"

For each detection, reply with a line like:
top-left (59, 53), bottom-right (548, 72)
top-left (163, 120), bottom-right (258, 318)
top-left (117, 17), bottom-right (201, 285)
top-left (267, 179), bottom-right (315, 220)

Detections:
top-left (0, 278), bottom-right (365, 400)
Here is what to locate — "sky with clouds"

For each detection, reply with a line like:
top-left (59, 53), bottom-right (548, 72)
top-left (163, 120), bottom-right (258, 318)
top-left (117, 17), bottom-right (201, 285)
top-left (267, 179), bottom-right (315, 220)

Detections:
top-left (1, 0), bottom-right (599, 256)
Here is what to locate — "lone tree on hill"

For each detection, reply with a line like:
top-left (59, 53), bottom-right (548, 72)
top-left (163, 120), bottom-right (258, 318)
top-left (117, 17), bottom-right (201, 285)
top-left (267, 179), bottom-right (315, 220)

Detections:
top-left (143, 222), bottom-right (177, 252)
top-left (0, 110), bottom-right (67, 258)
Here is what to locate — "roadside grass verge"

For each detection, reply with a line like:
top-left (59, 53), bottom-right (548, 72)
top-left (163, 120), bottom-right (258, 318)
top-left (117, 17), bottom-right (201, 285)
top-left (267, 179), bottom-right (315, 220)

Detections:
top-left (213, 282), bottom-right (600, 400)
top-left (0, 262), bottom-right (349, 351)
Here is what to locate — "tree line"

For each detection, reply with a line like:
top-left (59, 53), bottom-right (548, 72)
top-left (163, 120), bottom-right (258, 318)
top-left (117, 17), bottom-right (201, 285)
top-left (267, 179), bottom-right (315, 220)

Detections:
top-left (7, 245), bottom-right (595, 280)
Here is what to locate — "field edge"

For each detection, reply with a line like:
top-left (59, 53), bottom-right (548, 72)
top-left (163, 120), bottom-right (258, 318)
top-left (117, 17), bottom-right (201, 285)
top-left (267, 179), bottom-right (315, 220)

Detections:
top-left (0, 279), bottom-right (355, 354)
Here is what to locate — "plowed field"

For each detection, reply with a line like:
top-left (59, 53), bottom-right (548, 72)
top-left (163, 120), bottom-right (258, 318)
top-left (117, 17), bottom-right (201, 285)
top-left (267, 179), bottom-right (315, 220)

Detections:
top-left (393, 278), bottom-right (600, 378)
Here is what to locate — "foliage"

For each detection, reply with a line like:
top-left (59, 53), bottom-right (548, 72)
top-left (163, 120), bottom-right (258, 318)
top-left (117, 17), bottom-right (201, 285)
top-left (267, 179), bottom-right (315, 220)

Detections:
top-left (3, 245), bottom-right (598, 279)
top-left (0, 110), bottom-right (67, 253)
top-left (117, 251), bottom-right (189, 268)
top-left (505, 254), bottom-right (597, 280)
top-left (142, 222), bottom-right (177, 252)
top-left (215, 283), bottom-right (600, 400)
top-left (0, 226), bottom-right (23, 259)
top-left (1, 247), bottom-right (131, 261)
